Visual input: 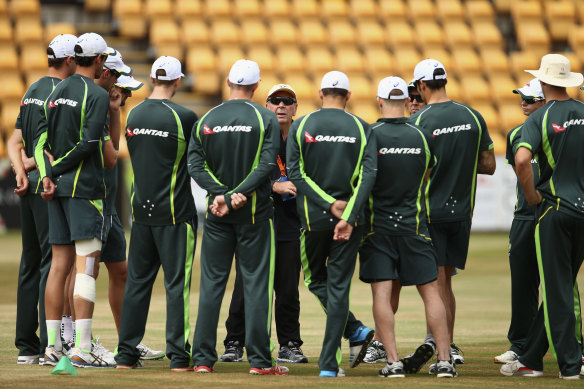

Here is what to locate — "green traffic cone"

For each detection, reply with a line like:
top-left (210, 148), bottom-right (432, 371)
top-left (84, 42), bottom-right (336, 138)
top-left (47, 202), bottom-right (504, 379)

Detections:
top-left (51, 356), bottom-right (78, 375)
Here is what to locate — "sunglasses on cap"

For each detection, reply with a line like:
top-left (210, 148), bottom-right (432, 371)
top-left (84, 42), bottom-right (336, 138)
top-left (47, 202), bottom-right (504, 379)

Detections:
top-left (267, 96), bottom-right (296, 106)
top-left (522, 98), bottom-right (540, 105)
top-left (409, 94), bottom-right (424, 103)
top-left (104, 66), bottom-right (121, 78)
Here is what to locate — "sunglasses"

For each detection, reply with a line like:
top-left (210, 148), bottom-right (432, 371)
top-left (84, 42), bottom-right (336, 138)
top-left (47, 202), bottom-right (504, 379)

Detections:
top-left (104, 66), bottom-right (121, 78)
top-left (409, 94), bottom-right (424, 103)
top-left (267, 96), bottom-right (296, 106)
top-left (522, 98), bottom-right (540, 105)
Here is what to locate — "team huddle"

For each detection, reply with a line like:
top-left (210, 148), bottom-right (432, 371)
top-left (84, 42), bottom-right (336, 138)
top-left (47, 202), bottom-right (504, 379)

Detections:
top-left (9, 31), bottom-right (584, 380)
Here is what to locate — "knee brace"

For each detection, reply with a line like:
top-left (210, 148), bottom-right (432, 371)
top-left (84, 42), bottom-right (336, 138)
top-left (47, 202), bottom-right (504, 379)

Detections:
top-left (75, 237), bottom-right (102, 256)
top-left (73, 273), bottom-right (96, 303)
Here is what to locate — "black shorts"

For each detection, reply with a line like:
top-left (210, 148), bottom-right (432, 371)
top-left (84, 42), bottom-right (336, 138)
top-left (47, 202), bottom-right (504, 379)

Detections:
top-left (428, 220), bottom-right (472, 270)
top-left (100, 214), bottom-right (126, 263)
top-left (359, 232), bottom-right (439, 286)
top-left (48, 197), bottom-right (107, 245)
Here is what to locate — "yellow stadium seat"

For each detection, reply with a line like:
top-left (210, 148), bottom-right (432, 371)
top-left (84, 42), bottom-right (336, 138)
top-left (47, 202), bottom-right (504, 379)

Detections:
top-left (459, 75), bottom-right (490, 104)
top-left (0, 17), bottom-right (12, 42)
top-left (321, 0), bottom-right (349, 20)
top-left (364, 47), bottom-right (394, 75)
top-left (472, 103), bottom-right (500, 136)
top-left (490, 131), bottom-right (507, 155)
top-left (186, 46), bottom-right (216, 73)
top-left (444, 22), bottom-right (473, 50)
top-left (298, 19), bottom-right (328, 47)
top-left (152, 43), bottom-right (184, 63)
top-left (356, 21), bottom-right (385, 48)
top-left (489, 75), bottom-right (518, 104)
top-left (275, 47), bottom-right (306, 73)
top-left (45, 23), bottom-right (76, 44)
top-left (544, 1), bottom-right (576, 41)
top-left (451, 48), bottom-right (481, 76)
top-left (20, 44), bottom-right (46, 71)
top-left (264, 0), bottom-right (290, 18)
top-left (349, 0), bottom-right (378, 20)
top-left (150, 20), bottom-right (180, 46)
top-left (421, 48), bottom-right (452, 73)
top-left (349, 101), bottom-right (378, 124)
top-left (0, 73), bottom-right (25, 101)
top-left (247, 46), bottom-right (275, 73)
top-left (578, 3), bottom-right (584, 25)
top-left (192, 70), bottom-right (221, 95)
top-left (216, 46), bottom-right (245, 73)
top-left (492, 0), bottom-right (511, 14)
top-left (176, 0), bottom-right (203, 18)
top-left (335, 48), bottom-right (365, 73)
top-left (1, 100), bottom-right (21, 137)
top-left (510, 0), bottom-right (542, 23)
top-left (118, 16), bottom-right (147, 40)
top-left (85, 0), bottom-right (111, 12)
top-left (465, 0), bottom-right (495, 23)
top-left (282, 74), bottom-right (318, 102)
top-left (113, 0), bottom-right (142, 18)
top-left (407, 0), bottom-right (436, 21)
top-left (234, 0), bottom-right (261, 18)
top-left (379, 0), bottom-right (406, 20)
top-left (0, 0), bottom-right (7, 16)
top-left (509, 50), bottom-right (540, 80)
top-left (515, 22), bottom-right (550, 58)
top-left (204, 0), bottom-right (231, 18)
top-left (252, 72), bottom-right (281, 104)
top-left (10, 0), bottom-right (40, 17)
top-left (472, 22), bottom-right (503, 50)
top-left (306, 47), bottom-right (334, 75)
top-left (0, 44), bottom-right (19, 71)
top-left (267, 19), bottom-right (298, 46)
top-left (347, 74), bottom-right (373, 102)
top-left (291, 0), bottom-right (320, 19)
top-left (24, 69), bottom-right (46, 86)
top-left (145, 0), bottom-right (173, 19)
top-left (392, 48), bottom-right (421, 80)
top-left (0, 137), bottom-right (6, 158)
top-left (295, 101), bottom-right (320, 118)
top-left (210, 19), bottom-right (241, 46)
top-left (328, 21), bottom-right (357, 48)
top-left (14, 17), bottom-right (43, 46)
top-left (499, 104), bottom-right (526, 133)
top-left (414, 22), bottom-right (444, 50)
top-left (386, 22), bottom-right (414, 49)
top-left (436, 0), bottom-right (464, 22)
top-left (240, 20), bottom-right (268, 46)
top-left (181, 19), bottom-right (209, 46)
top-left (480, 48), bottom-right (510, 75)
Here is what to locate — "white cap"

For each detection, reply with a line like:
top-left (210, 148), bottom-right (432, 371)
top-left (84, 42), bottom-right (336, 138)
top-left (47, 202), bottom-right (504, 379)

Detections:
top-left (47, 34), bottom-right (77, 59)
top-left (414, 58), bottom-right (447, 81)
top-left (377, 76), bottom-right (409, 100)
top-left (513, 78), bottom-right (544, 101)
top-left (104, 47), bottom-right (132, 76)
top-left (526, 54), bottom-right (583, 88)
top-left (151, 56), bottom-right (184, 80)
top-left (74, 32), bottom-right (108, 57)
top-left (267, 83), bottom-right (296, 98)
top-left (320, 70), bottom-right (350, 91)
top-left (115, 75), bottom-right (143, 91)
top-left (228, 59), bottom-right (260, 85)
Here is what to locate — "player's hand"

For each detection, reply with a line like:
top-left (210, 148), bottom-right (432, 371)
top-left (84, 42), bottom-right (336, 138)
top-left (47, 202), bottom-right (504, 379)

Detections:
top-left (333, 219), bottom-right (353, 241)
top-left (330, 200), bottom-right (348, 219)
top-left (21, 149), bottom-right (36, 172)
top-left (44, 149), bottom-right (55, 165)
top-left (41, 177), bottom-right (55, 201)
top-left (14, 172), bottom-right (29, 196)
top-left (210, 195), bottom-right (229, 217)
top-left (109, 87), bottom-right (122, 113)
top-left (230, 193), bottom-right (247, 210)
top-left (272, 180), bottom-right (296, 196)
top-left (527, 190), bottom-right (543, 206)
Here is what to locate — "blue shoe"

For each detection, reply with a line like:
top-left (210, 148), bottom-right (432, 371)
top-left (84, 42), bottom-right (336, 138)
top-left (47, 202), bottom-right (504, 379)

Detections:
top-left (348, 326), bottom-right (374, 368)
top-left (319, 370), bottom-right (337, 377)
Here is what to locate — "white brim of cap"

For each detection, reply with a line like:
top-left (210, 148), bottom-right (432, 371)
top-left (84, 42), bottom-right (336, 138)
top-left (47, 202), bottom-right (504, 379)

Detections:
top-left (115, 76), bottom-right (143, 90)
top-left (525, 69), bottom-right (584, 88)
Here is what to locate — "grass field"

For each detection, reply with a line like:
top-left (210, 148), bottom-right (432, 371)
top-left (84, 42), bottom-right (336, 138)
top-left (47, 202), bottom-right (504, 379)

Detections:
top-left (0, 230), bottom-right (582, 388)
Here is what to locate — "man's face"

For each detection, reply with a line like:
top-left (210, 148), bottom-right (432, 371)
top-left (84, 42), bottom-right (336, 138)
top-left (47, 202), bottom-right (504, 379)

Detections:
top-left (94, 54), bottom-right (107, 79)
top-left (114, 86), bottom-right (131, 106)
top-left (266, 91), bottom-right (297, 126)
top-left (407, 87), bottom-right (425, 114)
top-left (521, 98), bottom-right (545, 116)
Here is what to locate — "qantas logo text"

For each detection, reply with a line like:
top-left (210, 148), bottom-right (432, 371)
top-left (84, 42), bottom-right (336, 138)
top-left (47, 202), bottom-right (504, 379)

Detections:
top-left (378, 147), bottom-right (421, 155)
top-left (21, 98), bottom-right (44, 107)
top-left (305, 132), bottom-right (356, 143)
top-left (558, 118), bottom-right (584, 130)
top-left (204, 125), bottom-right (252, 134)
top-left (127, 128), bottom-right (169, 137)
top-left (432, 124), bottom-right (471, 137)
top-left (52, 98), bottom-right (78, 107)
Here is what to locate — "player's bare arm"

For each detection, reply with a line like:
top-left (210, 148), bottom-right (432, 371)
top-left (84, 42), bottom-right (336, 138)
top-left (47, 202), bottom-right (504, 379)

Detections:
top-left (330, 200), bottom-right (348, 219)
top-left (515, 147), bottom-right (542, 206)
top-left (477, 148), bottom-right (496, 175)
top-left (7, 129), bottom-right (29, 195)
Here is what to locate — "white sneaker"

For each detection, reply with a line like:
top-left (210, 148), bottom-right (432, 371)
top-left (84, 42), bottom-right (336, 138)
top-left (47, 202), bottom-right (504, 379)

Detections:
top-left (42, 347), bottom-right (64, 366)
top-left (137, 343), bottom-right (165, 360)
top-left (559, 372), bottom-right (580, 380)
top-left (494, 350), bottom-right (518, 364)
top-left (581, 365), bottom-right (584, 376)
top-left (500, 360), bottom-right (543, 377)
top-left (69, 347), bottom-right (115, 368)
top-left (17, 355), bottom-right (39, 365)
top-left (92, 337), bottom-right (116, 365)
top-left (337, 367), bottom-right (346, 377)
top-left (450, 343), bottom-right (464, 364)
top-left (363, 341), bottom-right (387, 363)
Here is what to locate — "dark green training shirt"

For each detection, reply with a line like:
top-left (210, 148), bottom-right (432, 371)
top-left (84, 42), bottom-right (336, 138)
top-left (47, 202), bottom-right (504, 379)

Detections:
top-left (34, 74), bottom-right (109, 199)
top-left (126, 98), bottom-right (198, 226)
top-left (409, 100), bottom-right (494, 223)
top-left (366, 117), bottom-right (436, 236)
top-left (15, 76), bottom-right (60, 195)
top-left (518, 99), bottom-right (584, 218)
top-left (286, 108), bottom-right (377, 231)
top-left (188, 99), bottom-right (279, 224)
top-left (506, 124), bottom-right (539, 221)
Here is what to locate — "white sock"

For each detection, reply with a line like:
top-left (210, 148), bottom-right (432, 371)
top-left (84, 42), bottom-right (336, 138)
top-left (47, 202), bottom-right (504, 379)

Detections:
top-left (72, 321), bottom-right (76, 344)
top-left (75, 319), bottom-right (92, 352)
top-left (424, 334), bottom-right (435, 345)
top-left (61, 315), bottom-right (73, 343)
top-left (46, 320), bottom-right (62, 352)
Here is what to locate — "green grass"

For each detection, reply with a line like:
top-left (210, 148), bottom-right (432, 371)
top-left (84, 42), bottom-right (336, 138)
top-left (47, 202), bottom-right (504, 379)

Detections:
top-left (0, 231), bottom-right (582, 388)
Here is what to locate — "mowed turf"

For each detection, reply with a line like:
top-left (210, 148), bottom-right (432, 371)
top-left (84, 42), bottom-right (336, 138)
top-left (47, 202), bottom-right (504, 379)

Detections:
top-left (0, 230), bottom-right (582, 388)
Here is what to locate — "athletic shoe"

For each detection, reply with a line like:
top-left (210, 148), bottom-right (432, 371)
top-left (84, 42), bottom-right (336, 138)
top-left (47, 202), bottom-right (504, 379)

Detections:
top-left (92, 337), bottom-right (116, 365)
top-left (581, 365), bottom-right (584, 376)
top-left (194, 365), bottom-right (214, 373)
top-left (450, 343), bottom-right (464, 364)
top-left (500, 360), bottom-right (543, 377)
top-left (69, 347), bottom-right (115, 368)
top-left (429, 362), bottom-right (437, 375)
top-left (116, 360), bottom-right (144, 369)
top-left (379, 361), bottom-right (405, 378)
top-left (436, 359), bottom-right (458, 378)
top-left (348, 325), bottom-right (374, 368)
top-left (363, 340), bottom-right (387, 363)
top-left (559, 372), bottom-right (580, 380)
top-left (136, 343), bottom-right (165, 360)
top-left (220, 340), bottom-right (243, 362)
top-left (171, 366), bottom-right (194, 372)
top-left (17, 355), bottom-right (39, 365)
top-left (249, 364), bottom-right (289, 375)
top-left (42, 347), bottom-right (64, 366)
top-left (401, 343), bottom-right (434, 374)
top-left (277, 341), bottom-right (308, 363)
top-left (494, 350), bottom-right (518, 364)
